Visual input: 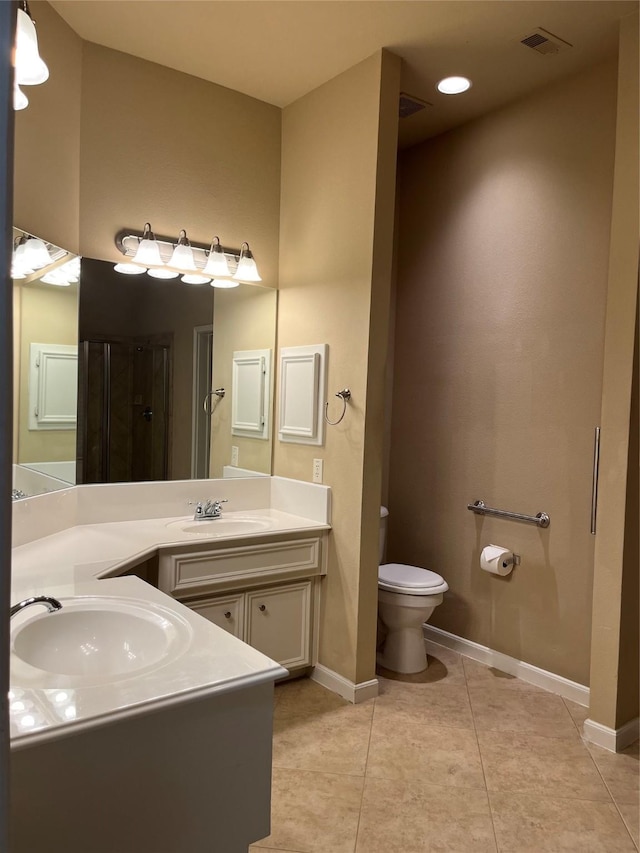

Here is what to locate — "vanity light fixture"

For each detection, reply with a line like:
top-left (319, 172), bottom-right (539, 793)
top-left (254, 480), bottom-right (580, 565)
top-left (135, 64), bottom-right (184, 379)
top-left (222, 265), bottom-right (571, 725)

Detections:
top-left (436, 76), bottom-right (472, 95)
top-left (232, 242), bottom-right (261, 283)
top-left (13, 1), bottom-right (49, 111)
top-left (114, 224), bottom-right (262, 285)
top-left (168, 230), bottom-right (197, 272)
top-left (203, 236), bottom-right (231, 278)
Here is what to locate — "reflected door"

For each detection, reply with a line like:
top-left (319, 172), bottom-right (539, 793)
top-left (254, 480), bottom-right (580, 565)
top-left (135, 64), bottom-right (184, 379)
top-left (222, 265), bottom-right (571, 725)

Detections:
top-left (78, 340), bottom-right (170, 483)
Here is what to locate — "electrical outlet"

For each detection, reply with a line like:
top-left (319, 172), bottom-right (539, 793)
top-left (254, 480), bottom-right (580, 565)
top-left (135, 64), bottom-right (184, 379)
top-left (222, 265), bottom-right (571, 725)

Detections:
top-left (231, 445), bottom-right (239, 467)
top-left (312, 458), bottom-right (323, 484)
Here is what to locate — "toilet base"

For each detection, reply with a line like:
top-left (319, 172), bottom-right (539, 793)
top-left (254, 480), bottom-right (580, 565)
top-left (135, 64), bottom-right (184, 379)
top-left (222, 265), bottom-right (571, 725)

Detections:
top-left (377, 626), bottom-right (428, 674)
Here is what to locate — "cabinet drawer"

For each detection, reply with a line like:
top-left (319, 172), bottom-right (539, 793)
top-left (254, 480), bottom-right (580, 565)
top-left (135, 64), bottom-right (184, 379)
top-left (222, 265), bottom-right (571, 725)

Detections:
top-left (246, 582), bottom-right (311, 671)
top-left (159, 537), bottom-right (322, 598)
top-left (190, 594), bottom-right (245, 639)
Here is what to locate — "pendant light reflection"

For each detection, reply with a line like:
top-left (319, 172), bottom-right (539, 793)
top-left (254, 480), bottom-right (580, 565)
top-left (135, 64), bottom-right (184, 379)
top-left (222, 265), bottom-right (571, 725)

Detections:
top-left (232, 242), bottom-right (261, 282)
top-left (210, 279), bottom-right (239, 289)
top-left (182, 273), bottom-right (212, 285)
top-left (113, 262), bottom-right (147, 275)
top-left (14, 84), bottom-right (28, 111)
top-left (147, 267), bottom-right (179, 280)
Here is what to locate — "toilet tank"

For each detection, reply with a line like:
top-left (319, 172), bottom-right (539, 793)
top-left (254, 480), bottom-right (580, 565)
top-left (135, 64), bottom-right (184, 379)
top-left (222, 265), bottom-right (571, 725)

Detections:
top-left (379, 506), bottom-right (389, 564)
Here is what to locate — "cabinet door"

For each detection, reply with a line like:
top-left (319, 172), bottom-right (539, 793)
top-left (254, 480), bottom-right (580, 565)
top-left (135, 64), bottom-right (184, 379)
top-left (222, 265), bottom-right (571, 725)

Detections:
top-left (190, 593), bottom-right (245, 639)
top-left (246, 582), bottom-right (311, 670)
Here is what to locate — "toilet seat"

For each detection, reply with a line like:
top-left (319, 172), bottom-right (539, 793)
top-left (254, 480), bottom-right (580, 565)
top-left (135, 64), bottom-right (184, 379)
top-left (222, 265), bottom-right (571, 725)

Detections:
top-left (378, 563), bottom-right (449, 595)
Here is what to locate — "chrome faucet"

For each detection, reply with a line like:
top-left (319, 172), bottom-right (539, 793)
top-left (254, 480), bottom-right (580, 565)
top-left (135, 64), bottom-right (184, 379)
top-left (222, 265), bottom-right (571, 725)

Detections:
top-left (10, 596), bottom-right (63, 619)
top-left (193, 498), bottom-right (228, 521)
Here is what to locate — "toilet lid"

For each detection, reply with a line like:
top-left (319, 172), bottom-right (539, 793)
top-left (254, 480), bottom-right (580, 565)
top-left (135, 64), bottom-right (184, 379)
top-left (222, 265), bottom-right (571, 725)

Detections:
top-left (378, 563), bottom-right (448, 595)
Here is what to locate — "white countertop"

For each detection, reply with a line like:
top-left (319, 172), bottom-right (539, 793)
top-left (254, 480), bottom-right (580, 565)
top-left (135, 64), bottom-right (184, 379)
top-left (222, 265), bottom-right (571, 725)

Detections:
top-left (11, 508), bottom-right (330, 599)
top-left (10, 485), bottom-right (331, 749)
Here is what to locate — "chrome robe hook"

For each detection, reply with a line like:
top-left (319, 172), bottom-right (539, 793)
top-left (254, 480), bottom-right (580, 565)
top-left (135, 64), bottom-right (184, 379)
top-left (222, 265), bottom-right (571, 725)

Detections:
top-left (324, 388), bottom-right (351, 425)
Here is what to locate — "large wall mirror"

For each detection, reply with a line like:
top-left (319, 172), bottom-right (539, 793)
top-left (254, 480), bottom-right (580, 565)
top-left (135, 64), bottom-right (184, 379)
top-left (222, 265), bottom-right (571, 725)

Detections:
top-left (12, 228), bottom-right (80, 499)
top-left (12, 237), bottom-right (277, 498)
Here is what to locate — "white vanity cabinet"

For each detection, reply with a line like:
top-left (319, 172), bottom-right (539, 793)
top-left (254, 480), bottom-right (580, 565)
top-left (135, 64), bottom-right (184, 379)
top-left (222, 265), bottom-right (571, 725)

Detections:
top-left (158, 532), bottom-right (327, 672)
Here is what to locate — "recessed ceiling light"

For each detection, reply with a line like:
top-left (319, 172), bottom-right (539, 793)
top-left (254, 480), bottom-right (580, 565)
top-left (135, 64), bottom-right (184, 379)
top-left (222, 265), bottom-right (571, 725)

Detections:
top-left (437, 76), bottom-right (472, 95)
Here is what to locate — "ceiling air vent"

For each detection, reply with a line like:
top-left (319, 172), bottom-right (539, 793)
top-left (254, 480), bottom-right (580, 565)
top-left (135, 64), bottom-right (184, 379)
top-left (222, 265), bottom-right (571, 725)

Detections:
top-left (399, 92), bottom-right (431, 119)
top-left (520, 27), bottom-right (572, 56)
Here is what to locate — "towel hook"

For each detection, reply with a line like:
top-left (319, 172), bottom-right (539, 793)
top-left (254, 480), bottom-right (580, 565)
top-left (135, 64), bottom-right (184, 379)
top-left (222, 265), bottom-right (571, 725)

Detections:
top-left (203, 387), bottom-right (225, 415)
top-left (324, 388), bottom-right (351, 425)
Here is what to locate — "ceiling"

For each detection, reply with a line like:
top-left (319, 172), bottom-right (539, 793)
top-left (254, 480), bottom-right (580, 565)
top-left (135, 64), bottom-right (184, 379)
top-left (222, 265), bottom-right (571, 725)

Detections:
top-left (50, 0), bottom-right (636, 148)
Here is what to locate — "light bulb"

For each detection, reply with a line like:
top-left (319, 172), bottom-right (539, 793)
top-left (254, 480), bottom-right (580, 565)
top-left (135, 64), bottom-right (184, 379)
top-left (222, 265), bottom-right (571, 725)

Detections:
top-left (15, 8), bottom-right (49, 86)
top-left (436, 76), bottom-right (472, 95)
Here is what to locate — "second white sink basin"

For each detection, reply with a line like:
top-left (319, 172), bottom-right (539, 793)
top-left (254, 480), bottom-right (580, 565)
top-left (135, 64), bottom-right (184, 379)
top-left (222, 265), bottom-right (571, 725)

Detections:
top-left (166, 516), bottom-right (273, 537)
top-left (12, 597), bottom-right (192, 681)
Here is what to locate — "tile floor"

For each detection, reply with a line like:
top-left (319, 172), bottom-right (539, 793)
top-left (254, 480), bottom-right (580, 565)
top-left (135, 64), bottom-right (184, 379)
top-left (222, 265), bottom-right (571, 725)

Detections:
top-left (250, 644), bottom-right (639, 853)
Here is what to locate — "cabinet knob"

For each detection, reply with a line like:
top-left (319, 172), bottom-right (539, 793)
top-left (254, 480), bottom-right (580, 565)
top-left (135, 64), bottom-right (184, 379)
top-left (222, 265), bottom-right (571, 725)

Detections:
top-left (224, 611), bottom-right (232, 619)
top-left (258, 604), bottom-right (267, 612)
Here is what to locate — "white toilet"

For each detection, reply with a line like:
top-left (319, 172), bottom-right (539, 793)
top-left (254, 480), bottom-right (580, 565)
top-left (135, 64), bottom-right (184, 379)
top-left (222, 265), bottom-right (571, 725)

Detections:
top-left (377, 507), bottom-right (448, 674)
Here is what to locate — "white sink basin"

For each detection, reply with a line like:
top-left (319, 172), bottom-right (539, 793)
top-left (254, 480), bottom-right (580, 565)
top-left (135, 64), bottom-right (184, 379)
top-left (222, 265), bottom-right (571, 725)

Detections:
top-left (11, 597), bottom-right (192, 680)
top-left (166, 516), bottom-right (273, 537)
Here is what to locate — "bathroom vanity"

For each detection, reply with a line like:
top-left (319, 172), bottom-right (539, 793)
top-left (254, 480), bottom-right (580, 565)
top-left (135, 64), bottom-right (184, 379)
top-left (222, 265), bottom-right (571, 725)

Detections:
top-left (9, 475), bottom-right (331, 853)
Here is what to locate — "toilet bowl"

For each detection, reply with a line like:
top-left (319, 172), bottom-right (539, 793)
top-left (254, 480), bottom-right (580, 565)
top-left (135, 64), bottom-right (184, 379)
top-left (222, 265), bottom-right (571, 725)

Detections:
top-left (377, 509), bottom-right (448, 674)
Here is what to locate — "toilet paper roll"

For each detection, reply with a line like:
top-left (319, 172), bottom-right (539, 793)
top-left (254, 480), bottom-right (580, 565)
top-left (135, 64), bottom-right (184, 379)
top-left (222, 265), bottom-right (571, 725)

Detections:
top-left (480, 544), bottom-right (514, 576)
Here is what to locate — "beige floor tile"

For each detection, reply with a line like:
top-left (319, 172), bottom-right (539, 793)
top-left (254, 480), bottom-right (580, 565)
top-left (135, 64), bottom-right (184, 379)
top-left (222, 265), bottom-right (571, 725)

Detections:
top-left (250, 848), bottom-right (305, 852)
top-left (617, 800), bottom-right (640, 849)
top-left (367, 711), bottom-right (485, 789)
top-left (489, 791), bottom-right (637, 852)
top-left (252, 767), bottom-right (364, 853)
top-left (468, 684), bottom-right (577, 738)
top-left (587, 740), bottom-right (640, 804)
top-left (563, 697), bottom-right (589, 730)
top-left (479, 730), bottom-right (611, 801)
top-left (272, 708), bottom-right (372, 775)
top-left (356, 776), bottom-right (497, 852)
top-left (462, 657), bottom-right (547, 693)
top-left (375, 686), bottom-right (474, 729)
top-left (275, 677), bottom-right (373, 723)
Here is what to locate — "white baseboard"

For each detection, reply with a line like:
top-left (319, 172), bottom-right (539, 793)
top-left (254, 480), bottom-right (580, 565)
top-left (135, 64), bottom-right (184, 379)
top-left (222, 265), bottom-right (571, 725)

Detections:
top-left (583, 717), bottom-right (640, 753)
top-left (311, 663), bottom-right (378, 704)
top-left (423, 625), bottom-right (590, 707)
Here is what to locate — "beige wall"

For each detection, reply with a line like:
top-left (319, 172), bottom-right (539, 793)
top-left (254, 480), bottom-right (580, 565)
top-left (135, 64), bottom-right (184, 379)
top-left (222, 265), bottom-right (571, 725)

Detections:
top-left (275, 50), bottom-right (400, 684)
top-left (588, 12), bottom-right (639, 730)
top-left (13, 1), bottom-right (81, 254)
top-left (390, 59), bottom-right (618, 686)
top-left (210, 284), bottom-right (277, 478)
top-left (79, 42), bottom-right (281, 287)
top-left (18, 284), bottom-right (78, 464)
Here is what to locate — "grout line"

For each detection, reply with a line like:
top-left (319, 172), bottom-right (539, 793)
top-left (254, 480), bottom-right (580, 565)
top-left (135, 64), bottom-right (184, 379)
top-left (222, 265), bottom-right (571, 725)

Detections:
top-left (352, 692), bottom-right (377, 852)
top-left (463, 653), bottom-right (501, 852)
top-left (583, 746), bottom-right (639, 849)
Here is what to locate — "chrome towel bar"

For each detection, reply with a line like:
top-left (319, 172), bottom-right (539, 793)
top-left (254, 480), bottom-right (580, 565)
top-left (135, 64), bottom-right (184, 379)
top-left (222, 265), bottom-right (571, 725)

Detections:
top-left (467, 500), bottom-right (550, 528)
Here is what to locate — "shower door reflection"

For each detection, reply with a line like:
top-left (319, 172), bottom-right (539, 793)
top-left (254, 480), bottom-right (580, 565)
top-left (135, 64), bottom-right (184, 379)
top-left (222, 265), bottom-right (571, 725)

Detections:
top-left (79, 340), bottom-right (170, 484)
